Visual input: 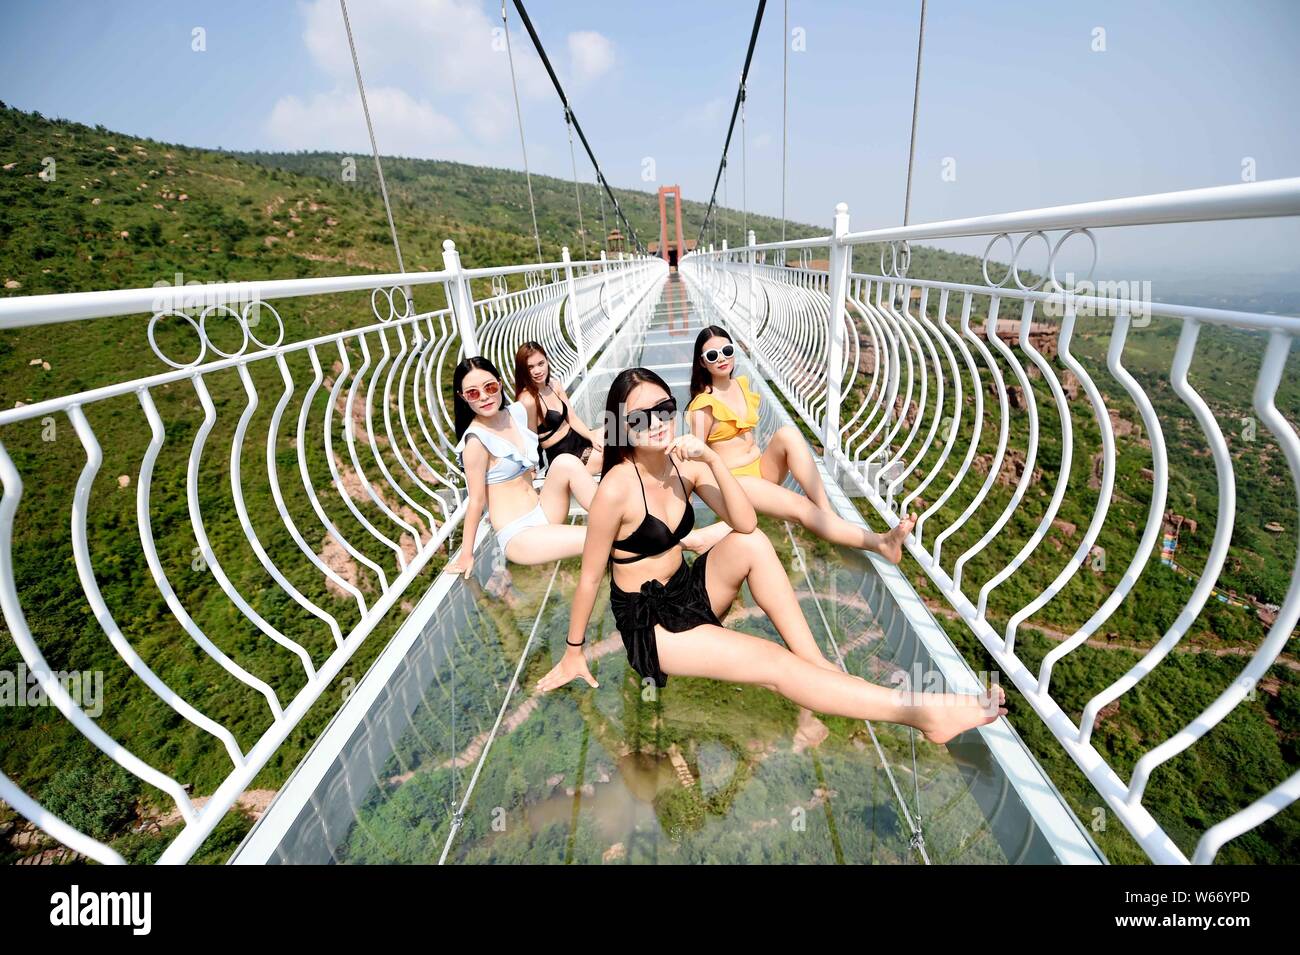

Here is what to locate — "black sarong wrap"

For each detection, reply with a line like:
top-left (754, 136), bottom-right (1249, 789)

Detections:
top-left (539, 427), bottom-right (592, 467)
top-left (609, 551), bottom-right (721, 688)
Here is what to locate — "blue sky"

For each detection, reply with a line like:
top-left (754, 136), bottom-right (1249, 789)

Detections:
top-left (2, 0), bottom-right (1298, 277)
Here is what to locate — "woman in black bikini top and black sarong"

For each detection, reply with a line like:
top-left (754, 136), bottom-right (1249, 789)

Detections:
top-left (535, 367), bottom-right (1008, 748)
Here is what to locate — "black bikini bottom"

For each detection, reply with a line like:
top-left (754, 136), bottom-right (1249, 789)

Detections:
top-left (609, 551), bottom-right (721, 688)
top-left (539, 427), bottom-right (593, 467)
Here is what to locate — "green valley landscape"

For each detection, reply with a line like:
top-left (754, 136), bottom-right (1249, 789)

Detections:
top-left (0, 102), bottom-right (1297, 865)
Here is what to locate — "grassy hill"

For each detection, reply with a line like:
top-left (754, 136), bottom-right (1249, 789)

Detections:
top-left (0, 103), bottom-right (1296, 865)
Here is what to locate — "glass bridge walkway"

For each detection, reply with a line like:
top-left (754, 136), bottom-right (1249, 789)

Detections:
top-left (231, 274), bottom-right (1105, 865)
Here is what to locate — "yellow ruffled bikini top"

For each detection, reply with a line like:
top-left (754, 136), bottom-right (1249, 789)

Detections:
top-left (687, 375), bottom-right (762, 443)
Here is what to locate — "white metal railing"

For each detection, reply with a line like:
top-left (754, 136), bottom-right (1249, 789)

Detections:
top-left (682, 178), bottom-right (1300, 864)
top-left (0, 242), bottom-right (666, 863)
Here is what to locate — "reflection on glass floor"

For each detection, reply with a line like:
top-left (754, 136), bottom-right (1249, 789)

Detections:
top-left (241, 275), bottom-right (1100, 865)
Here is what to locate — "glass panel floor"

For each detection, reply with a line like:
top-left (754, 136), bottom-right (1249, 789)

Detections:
top-left (236, 274), bottom-right (1101, 865)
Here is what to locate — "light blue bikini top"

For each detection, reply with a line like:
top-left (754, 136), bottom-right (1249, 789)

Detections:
top-left (455, 401), bottom-right (540, 485)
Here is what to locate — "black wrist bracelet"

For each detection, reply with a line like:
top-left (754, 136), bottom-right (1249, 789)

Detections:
top-left (566, 638), bottom-right (585, 647)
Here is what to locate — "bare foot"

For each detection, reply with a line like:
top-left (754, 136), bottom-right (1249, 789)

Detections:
top-left (793, 707), bottom-right (830, 753)
top-left (682, 520), bottom-right (732, 553)
top-left (914, 684), bottom-right (1007, 745)
top-left (875, 511), bottom-right (917, 564)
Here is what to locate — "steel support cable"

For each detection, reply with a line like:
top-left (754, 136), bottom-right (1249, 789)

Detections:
top-left (596, 174), bottom-right (608, 251)
top-left (501, 0), bottom-right (544, 263)
top-left (902, 0), bottom-right (927, 227)
top-left (741, 84), bottom-right (748, 241)
top-left (566, 113), bottom-right (590, 260)
top-left (511, 0), bottom-right (645, 254)
top-left (696, 0), bottom-right (767, 248)
top-left (781, 0), bottom-right (789, 246)
top-left (899, 0), bottom-right (929, 839)
top-left (723, 159), bottom-right (730, 246)
top-left (340, 0), bottom-right (406, 274)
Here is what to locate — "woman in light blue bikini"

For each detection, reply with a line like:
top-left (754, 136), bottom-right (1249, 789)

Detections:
top-left (445, 357), bottom-right (596, 577)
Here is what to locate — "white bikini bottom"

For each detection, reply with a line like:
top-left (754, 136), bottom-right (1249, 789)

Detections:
top-left (495, 503), bottom-right (549, 553)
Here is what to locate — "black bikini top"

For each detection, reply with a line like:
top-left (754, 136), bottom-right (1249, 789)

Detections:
top-left (609, 459), bottom-right (695, 564)
top-left (536, 389), bottom-right (569, 440)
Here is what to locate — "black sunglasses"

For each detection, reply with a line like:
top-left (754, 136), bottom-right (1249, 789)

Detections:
top-left (702, 343), bottom-right (735, 364)
top-left (625, 396), bottom-right (678, 433)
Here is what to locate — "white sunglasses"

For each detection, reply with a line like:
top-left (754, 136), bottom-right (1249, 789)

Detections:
top-left (702, 343), bottom-right (735, 364)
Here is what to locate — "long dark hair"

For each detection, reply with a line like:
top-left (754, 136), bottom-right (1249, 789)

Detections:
top-left (513, 340), bottom-right (550, 407)
top-left (453, 356), bottom-right (505, 440)
top-left (602, 367), bottom-right (674, 478)
top-left (690, 325), bottom-right (733, 398)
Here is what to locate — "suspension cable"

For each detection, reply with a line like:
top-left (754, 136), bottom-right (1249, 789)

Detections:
top-left (339, 0), bottom-right (406, 273)
top-left (740, 83), bottom-right (748, 241)
top-left (596, 173), bottom-right (608, 250)
top-left (565, 113), bottom-right (590, 259)
top-left (722, 158), bottom-right (730, 246)
top-left (511, 0), bottom-right (645, 254)
top-left (696, 0), bottom-right (768, 248)
top-left (501, 0), bottom-right (543, 263)
top-left (902, 0), bottom-right (927, 227)
top-left (781, 0), bottom-right (788, 244)
top-left (902, 0), bottom-right (928, 829)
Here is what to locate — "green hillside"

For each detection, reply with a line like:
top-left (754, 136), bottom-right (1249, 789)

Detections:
top-left (0, 103), bottom-right (1296, 865)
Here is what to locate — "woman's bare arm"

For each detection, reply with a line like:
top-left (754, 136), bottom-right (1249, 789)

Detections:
top-left (450, 438), bottom-right (489, 577)
top-left (536, 469), bottom-right (627, 692)
top-left (689, 405), bottom-right (714, 444)
top-left (676, 438), bottom-right (757, 534)
top-left (517, 390), bottom-right (539, 432)
top-left (556, 383), bottom-right (603, 446)
top-left (564, 472), bottom-right (624, 647)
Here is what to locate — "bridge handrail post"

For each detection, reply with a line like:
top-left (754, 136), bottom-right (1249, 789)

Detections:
top-left (562, 246), bottom-right (588, 372)
top-left (824, 202), bottom-right (851, 463)
top-left (441, 239), bottom-right (479, 356)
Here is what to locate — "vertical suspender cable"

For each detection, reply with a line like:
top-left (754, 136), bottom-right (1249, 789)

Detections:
top-left (741, 84), bottom-right (748, 241)
top-left (901, 0), bottom-right (929, 848)
top-left (340, 0), bottom-right (406, 273)
top-left (722, 159), bottom-right (730, 246)
top-left (781, 0), bottom-right (789, 245)
top-left (566, 112), bottom-right (590, 260)
top-left (597, 175), bottom-right (608, 251)
top-left (695, 0), bottom-right (767, 247)
top-left (902, 0), bottom-right (927, 227)
top-left (512, 0), bottom-right (645, 253)
top-left (502, 0), bottom-right (544, 263)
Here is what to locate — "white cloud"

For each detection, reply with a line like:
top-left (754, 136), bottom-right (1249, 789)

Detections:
top-left (265, 0), bottom-right (621, 163)
top-left (567, 30), bottom-right (616, 84)
top-left (265, 87), bottom-right (461, 157)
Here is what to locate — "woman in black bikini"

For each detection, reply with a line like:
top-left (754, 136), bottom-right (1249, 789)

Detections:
top-left (514, 341), bottom-right (603, 475)
top-left (535, 367), bottom-right (1007, 746)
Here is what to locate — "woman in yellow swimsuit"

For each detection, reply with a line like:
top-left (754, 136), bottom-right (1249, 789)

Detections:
top-left (686, 325), bottom-right (915, 562)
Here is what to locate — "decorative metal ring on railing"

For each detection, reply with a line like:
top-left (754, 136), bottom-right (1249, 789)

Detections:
top-left (1011, 231), bottom-right (1051, 292)
top-left (881, 240), bottom-right (912, 279)
top-left (242, 299), bottom-right (285, 349)
top-left (199, 303), bottom-right (250, 359)
top-left (370, 285), bottom-right (412, 323)
top-left (981, 233), bottom-right (1015, 287)
top-left (491, 274), bottom-right (509, 298)
top-left (147, 310), bottom-right (207, 369)
top-left (1047, 227), bottom-right (1099, 293)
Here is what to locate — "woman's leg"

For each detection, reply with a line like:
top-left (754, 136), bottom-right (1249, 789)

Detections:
top-left (538, 454), bottom-right (597, 519)
top-left (583, 445), bottom-right (604, 476)
top-left (504, 524), bottom-right (588, 564)
top-left (654, 623), bottom-right (1007, 745)
top-left (761, 425), bottom-right (833, 512)
top-left (739, 476), bottom-right (916, 563)
top-left (701, 529), bottom-right (837, 671)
